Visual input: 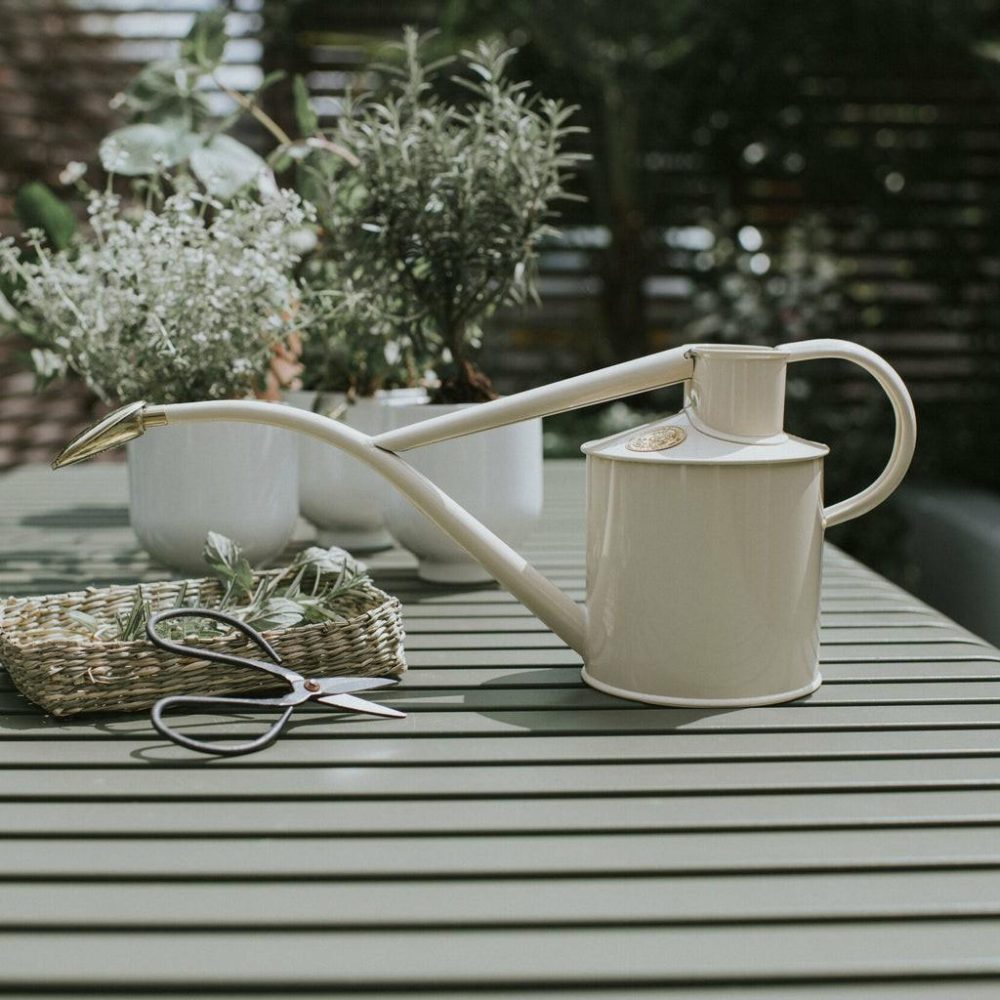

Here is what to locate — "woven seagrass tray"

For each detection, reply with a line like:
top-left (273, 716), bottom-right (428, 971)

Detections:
top-left (0, 574), bottom-right (406, 717)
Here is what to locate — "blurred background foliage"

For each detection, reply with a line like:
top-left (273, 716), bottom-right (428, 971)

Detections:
top-left (3, 0), bottom-right (1000, 581)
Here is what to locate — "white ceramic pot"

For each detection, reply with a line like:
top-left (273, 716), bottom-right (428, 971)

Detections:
top-left (127, 420), bottom-right (298, 575)
top-left (382, 403), bottom-right (543, 583)
top-left (287, 388), bottom-right (428, 551)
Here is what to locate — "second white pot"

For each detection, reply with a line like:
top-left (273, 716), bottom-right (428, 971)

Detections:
top-left (381, 403), bottom-right (544, 584)
top-left (288, 388), bottom-right (428, 551)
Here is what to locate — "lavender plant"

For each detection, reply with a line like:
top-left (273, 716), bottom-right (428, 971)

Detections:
top-left (0, 185), bottom-right (314, 404)
top-left (314, 29), bottom-right (588, 402)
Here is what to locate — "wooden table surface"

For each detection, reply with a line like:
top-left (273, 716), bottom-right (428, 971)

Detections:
top-left (1, 460), bottom-right (1000, 997)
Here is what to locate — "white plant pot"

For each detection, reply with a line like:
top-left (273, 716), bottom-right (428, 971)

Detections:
top-left (127, 421), bottom-right (298, 575)
top-left (287, 388), bottom-right (428, 551)
top-left (382, 403), bottom-right (543, 584)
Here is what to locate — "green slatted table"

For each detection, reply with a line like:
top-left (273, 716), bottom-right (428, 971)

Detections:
top-left (1, 459), bottom-right (999, 997)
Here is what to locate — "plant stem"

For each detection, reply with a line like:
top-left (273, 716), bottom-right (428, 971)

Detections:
top-left (212, 74), bottom-right (293, 147)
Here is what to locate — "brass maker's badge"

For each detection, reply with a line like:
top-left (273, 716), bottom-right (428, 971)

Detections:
top-left (626, 426), bottom-right (687, 452)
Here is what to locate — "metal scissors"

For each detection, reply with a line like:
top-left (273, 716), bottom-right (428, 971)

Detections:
top-left (147, 608), bottom-right (405, 757)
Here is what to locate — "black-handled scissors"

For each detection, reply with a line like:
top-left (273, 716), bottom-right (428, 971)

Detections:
top-left (147, 608), bottom-right (405, 757)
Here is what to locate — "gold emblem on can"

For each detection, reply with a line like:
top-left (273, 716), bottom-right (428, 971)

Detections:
top-left (626, 426), bottom-right (686, 452)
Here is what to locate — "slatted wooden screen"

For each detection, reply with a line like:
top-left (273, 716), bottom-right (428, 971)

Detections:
top-left (1, 1), bottom-right (999, 484)
top-left (263, 4), bottom-right (1000, 493)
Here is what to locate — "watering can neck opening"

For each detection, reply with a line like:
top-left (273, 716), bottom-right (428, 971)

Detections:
top-left (686, 345), bottom-right (790, 441)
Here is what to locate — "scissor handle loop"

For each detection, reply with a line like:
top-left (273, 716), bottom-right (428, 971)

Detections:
top-left (151, 694), bottom-right (296, 757)
top-left (146, 608), bottom-right (298, 686)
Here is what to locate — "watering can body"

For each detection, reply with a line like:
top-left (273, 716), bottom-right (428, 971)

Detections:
top-left (54, 340), bottom-right (917, 708)
top-left (584, 437), bottom-right (826, 705)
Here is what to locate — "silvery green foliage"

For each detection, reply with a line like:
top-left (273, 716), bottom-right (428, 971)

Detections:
top-left (318, 29), bottom-right (587, 400)
top-left (0, 186), bottom-right (314, 404)
top-left (98, 9), bottom-right (273, 200)
top-left (298, 264), bottom-right (427, 395)
top-left (66, 534), bottom-right (373, 642)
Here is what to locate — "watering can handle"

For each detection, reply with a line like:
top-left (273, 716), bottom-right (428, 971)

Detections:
top-left (781, 339), bottom-right (917, 528)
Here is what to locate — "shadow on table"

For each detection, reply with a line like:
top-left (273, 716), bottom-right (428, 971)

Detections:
top-left (0, 663), bottom-right (746, 763)
top-left (20, 505), bottom-right (130, 529)
top-left (469, 667), bottom-right (740, 732)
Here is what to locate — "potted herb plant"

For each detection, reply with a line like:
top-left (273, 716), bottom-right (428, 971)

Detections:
top-left (0, 183), bottom-right (314, 573)
top-left (0, 10), bottom-right (325, 574)
top-left (285, 265), bottom-right (430, 552)
top-left (314, 29), bottom-right (586, 581)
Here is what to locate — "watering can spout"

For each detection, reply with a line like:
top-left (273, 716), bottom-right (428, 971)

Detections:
top-left (53, 401), bottom-right (168, 469)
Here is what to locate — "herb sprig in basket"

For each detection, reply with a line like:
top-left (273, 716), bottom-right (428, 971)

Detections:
top-left (66, 533), bottom-right (371, 642)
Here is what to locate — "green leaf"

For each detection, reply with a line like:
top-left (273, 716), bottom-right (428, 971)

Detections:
top-left (180, 8), bottom-right (228, 72)
top-left (291, 545), bottom-right (367, 580)
top-left (204, 531), bottom-right (255, 596)
top-left (190, 135), bottom-right (268, 199)
top-left (99, 123), bottom-right (199, 176)
top-left (121, 60), bottom-right (186, 114)
top-left (14, 183), bottom-right (76, 250)
top-left (268, 148), bottom-right (295, 173)
top-left (246, 597), bottom-right (306, 631)
top-left (119, 59), bottom-right (212, 129)
top-left (293, 74), bottom-right (319, 136)
top-left (259, 69), bottom-right (287, 94)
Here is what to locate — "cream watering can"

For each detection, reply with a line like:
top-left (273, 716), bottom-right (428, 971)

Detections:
top-left (55, 339), bottom-right (916, 707)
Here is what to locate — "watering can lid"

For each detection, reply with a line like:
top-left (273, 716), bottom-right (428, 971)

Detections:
top-left (581, 410), bottom-right (829, 466)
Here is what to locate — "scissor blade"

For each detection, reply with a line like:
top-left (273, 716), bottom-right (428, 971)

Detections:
top-left (317, 676), bottom-right (399, 696)
top-left (316, 693), bottom-right (406, 718)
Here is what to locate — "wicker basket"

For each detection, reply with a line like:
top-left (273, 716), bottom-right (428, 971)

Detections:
top-left (0, 574), bottom-right (406, 717)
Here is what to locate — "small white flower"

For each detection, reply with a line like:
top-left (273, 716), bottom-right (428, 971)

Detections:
top-left (59, 161), bottom-right (87, 186)
top-left (256, 169), bottom-right (280, 200)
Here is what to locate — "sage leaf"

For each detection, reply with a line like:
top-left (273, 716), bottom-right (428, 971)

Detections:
top-left (99, 123), bottom-right (199, 176)
top-left (190, 135), bottom-right (268, 199)
top-left (180, 9), bottom-right (227, 72)
top-left (15, 183), bottom-right (76, 251)
top-left (246, 597), bottom-right (306, 631)
top-left (204, 531), bottom-right (255, 597)
top-left (292, 545), bottom-right (367, 580)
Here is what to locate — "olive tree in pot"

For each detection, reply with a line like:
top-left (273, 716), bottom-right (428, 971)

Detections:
top-left (317, 29), bottom-right (587, 581)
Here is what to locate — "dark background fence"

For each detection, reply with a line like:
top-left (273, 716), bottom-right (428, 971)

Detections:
top-left (3, 0), bottom-right (1000, 578)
